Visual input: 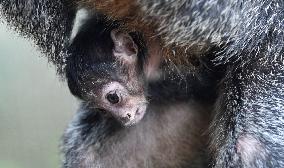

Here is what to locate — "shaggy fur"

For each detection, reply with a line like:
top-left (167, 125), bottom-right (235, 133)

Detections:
top-left (135, 1), bottom-right (284, 167)
top-left (62, 12), bottom-right (219, 167)
top-left (62, 102), bottom-right (211, 168)
top-left (1, 0), bottom-right (284, 168)
top-left (0, 3), bottom-right (219, 167)
top-left (72, 0), bottom-right (284, 167)
top-left (0, 0), bottom-right (75, 74)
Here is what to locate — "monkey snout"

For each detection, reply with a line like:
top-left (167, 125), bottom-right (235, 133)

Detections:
top-left (118, 112), bottom-right (136, 126)
top-left (117, 103), bottom-right (148, 126)
top-left (119, 110), bottom-right (140, 126)
top-left (126, 106), bottom-right (148, 126)
top-left (121, 115), bottom-right (131, 123)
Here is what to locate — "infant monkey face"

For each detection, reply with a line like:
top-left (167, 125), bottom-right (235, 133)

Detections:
top-left (91, 29), bottom-right (148, 126)
top-left (68, 20), bottom-right (149, 126)
top-left (81, 28), bottom-right (148, 126)
top-left (95, 81), bottom-right (147, 126)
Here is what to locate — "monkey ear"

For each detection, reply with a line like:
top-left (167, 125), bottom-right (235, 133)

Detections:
top-left (111, 30), bottom-right (138, 63)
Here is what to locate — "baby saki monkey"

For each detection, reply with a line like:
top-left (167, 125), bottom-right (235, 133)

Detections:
top-left (67, 10), bottom-right (148, 126)
top-left (63, 11), bottom-right (211, 168)
top-left (2, 0), bottom-right (284, 167)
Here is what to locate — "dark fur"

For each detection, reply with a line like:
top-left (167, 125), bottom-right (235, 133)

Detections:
top-left (2, 0), bottom-right (283, 168)
top-left (63, 102), bottom-right (211, 168)
top-left (0, 0), bottom-right (75, 74)
top-left (62, 13), bottom-right (218, 167)
top-left (0, 2), bottom-right (219, 167)
top-left (136, 0), bottom-right (284, 167)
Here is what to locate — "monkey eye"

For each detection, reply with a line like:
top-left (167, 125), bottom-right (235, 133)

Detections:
top-left (106, 92), bottom-right (120, 104)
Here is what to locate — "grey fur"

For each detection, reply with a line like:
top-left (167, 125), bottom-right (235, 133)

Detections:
top-left (2, 0), bottom-right (284, 167)
top-left (62, 101), bottom-right (210, 168)
top-left (62, 11), bottom-right (217, 167)
top-left (137, 1), bottom-right (284, 63)
top-left (0, 0), bottom-right (75, 74)
top-left (136, 1), bottom-right (284, 167)
top-left (0, 1), bottom-right (215, 167)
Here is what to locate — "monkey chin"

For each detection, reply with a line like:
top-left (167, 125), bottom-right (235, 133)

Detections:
top-left (119, 104), bottom-right (147, 127)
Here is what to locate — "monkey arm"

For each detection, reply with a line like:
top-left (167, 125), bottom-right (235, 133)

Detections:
top-left (0, 0), bottom-right (75, 74)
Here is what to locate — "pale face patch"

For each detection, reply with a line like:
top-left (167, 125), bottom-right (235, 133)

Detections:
top-left (94, 81), bottom-right (148, 126)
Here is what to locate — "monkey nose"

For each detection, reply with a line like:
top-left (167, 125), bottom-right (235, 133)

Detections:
top-left (120, 113), bottom-right (132, 123)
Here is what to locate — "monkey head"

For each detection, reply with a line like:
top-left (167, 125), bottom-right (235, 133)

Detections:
top-left (66, 16), bottom-right (148, 126)
top-left (89, 30), bottom-right (148, 126)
